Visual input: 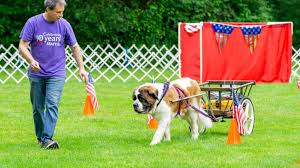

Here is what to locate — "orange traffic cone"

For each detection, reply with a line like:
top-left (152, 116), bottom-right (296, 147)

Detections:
top-left (82, 95), bottom-right (95, 116)
top-left (148, 118), bottom-right (158, 129)
top-left (227, 118), bottom-right (241, 144)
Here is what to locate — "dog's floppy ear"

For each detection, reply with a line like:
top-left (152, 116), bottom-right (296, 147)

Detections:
top-left (147, 88), bottom-right (158, 100)
top-left (139, 85), bottom-right (158, 101)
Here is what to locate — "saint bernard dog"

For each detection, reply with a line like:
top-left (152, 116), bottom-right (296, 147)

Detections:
top-left (132, 77), bottom-right (212, 145)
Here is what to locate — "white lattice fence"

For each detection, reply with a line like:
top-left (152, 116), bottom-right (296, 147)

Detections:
top-left (291, 47), bottom-right (300, 81)
top-left (1, 44), bottom-right (300, 84)
top-left (0, 44), bottom-right (29, 83)
top-left (0, 44), bottom-right (180, 83)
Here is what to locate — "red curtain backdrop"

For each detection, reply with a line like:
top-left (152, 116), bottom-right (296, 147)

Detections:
top-left (180, 23), bottom-right (201, 81)
top-left (180, 22), bottom-right (292, 83)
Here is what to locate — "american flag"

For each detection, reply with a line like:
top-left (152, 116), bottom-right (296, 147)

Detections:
top-left (86, 73), bottom-right (99, 110)
top-left (241, 26), bottom-right (262, 53)
top-left (232, 90), bottom-right (246, 135)
top-left (212, 23), bottom-right (234, 49)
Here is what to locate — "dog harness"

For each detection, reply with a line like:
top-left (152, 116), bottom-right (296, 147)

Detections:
top-left (154, 81), bottom-right (214, 121)
top-left (173, 85), bottom-right (213, 120)
top-left (156, 81), bottom-right (170, 107)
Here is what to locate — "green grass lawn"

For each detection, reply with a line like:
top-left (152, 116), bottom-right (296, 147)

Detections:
top-left (1, 79), bottom-right (300, 167)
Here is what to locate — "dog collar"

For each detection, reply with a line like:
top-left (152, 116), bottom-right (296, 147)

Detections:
top-left (156, 81), bottom-right (170, 108)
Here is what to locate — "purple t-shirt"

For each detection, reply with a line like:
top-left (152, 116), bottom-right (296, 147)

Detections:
top-left (19, 14), bottom-right (77, 77)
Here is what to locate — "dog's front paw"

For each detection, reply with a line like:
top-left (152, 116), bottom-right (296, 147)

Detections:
top-left (191, 133), bottom-right (199, 140)
top-left (164, 138), bottom-right (171, 142)
top-left (163, 137), bottom-right (171, 142)
top-left (150, 142), bottom-right (157, 146)
top-left (150, 140), bottom-right (160, 146)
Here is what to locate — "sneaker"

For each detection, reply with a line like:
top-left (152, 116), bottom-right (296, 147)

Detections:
top-left (42, 139), bottom-right (59, 149)
top-left (52, 140), bottom-right (59, 149)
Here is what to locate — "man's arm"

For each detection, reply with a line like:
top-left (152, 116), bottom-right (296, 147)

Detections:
top-left (18, 39), bottom-right (40, 72)
top-left (71, 43), bottom-right (88, 83)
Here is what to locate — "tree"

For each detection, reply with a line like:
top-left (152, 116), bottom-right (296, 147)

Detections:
top-left (0, 0), bottom-right (287, 47)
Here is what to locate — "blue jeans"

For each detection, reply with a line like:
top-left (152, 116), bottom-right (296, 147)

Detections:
top-left (29, 76), bottom-right (65, 142)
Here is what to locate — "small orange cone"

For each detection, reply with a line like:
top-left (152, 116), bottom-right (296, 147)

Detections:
top-left (82, 95), bottom-right (95, 116)
top-left (227, 118), bottom-right (241, 144)
top-left (148, 118), bottom-right (158, 129)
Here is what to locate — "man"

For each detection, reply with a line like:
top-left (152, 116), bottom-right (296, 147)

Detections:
top-left (19, 0), bottom-right (88, 149)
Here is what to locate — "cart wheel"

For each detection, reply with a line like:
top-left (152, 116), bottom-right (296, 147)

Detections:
top-left (241, 97), bottom-right (255, 135)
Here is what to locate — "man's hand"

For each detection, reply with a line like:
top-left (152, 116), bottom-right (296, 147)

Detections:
top-left (19, 39), bottom-right (40, 72)
top-left (30, 60), bottom-right (41, 72)
top-left (70, 44), bottom-right (88, 84)
top-left (79, 68), bottom-right (88, 84)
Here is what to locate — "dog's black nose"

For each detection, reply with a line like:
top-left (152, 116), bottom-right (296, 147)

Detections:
top-left (133, 104), bottom-right (138, 109)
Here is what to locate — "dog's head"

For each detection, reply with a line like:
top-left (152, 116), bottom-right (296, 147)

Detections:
top-left (132, 84), bottom-right (159, 114)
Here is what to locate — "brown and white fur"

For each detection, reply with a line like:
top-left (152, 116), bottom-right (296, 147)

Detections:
top-left (132, 78), bottom-right (212, 145)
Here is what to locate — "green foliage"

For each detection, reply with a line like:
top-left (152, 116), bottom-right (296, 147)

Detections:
top-left (268, 0), bottom-right (300, 46)
top-left (1, 0), bottom-right (298, 47)
top-left (0, 1), bottom-right (42, 46)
